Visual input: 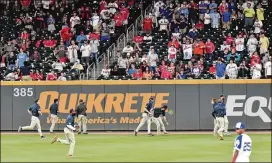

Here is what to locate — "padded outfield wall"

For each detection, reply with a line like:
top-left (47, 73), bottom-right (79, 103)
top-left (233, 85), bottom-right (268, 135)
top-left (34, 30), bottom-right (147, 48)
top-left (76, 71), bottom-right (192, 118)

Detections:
top-left (1, 80), bottom-right (271, 131)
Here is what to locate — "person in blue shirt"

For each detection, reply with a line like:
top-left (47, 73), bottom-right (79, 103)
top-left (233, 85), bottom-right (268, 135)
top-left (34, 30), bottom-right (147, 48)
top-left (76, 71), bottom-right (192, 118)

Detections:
top-left (176, 70), bottom-right (187, 79)
top-left (188, 27), bottom-right (199, 40)
top-left (49, 99), bottom-right (59, 133)
top-left (135, 97), bottom-right (155, 136)
top-left (222, 8), bottom-right (231, 29)
top-left (76, 31), bottom-right (87, 48)
top-left (210, 9), bottom-right (220, 29)
top-left (227, 49), bottom-right (241, 63)
top-left (211, 98), bottom-right (218, 136)
top-left (199, 1), bottom-right (208, 20)
top-left (228, 0), bottom-right (236, 11)
top-left (17, 48), bottom-right (28, 68)
top-left (159, 5), bottom-right (172, 21)
top-left (127, 64), bottom-right (137, 76)
top-left (51, 108), bottom-right (78, 157)
top-left (216, 58), bottom-right (226, 79)
top-left (18, 99), bottom-right (45, 139)
top-left (209, 0), bottom-right (218, 13)
top-left (213, 99), bottom-right (226, 140)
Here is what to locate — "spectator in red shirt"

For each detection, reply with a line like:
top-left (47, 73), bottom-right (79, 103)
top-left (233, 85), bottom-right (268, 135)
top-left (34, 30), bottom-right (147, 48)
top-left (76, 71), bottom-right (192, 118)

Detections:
top-left (88, 29), bottom-right (100, 40)
top-left (209, 61), bottom-right (216, 79)
top-left (31, 70), bottom-right (44, 81)
top-left (133, 32), bottom-right (143, 52)
top-left (168, 37), bottom-right (180, 49)
top-left (46, 70), bottom-right (57, 81)
top-left (120, 3), bottom-right (129, 25)
top-left (21, 30), bottom-right (30, 40)
top-left (195, 20), bottom-right (204, 30)
top-left (205, 39), bottom-right (215, 60)
top-left (43, 36), bottom-right (57, 49)
top-left (250, 52), bottom-right (261, 67)
top-left (20, 39), bottom-right (30, 51)
top-left (143, 14), bottom-right (153, 32)
top-left (114, 11), bottom-right (125, 34)
top-left (20, 0), bottom-right (31, 10)
top-left (60, 24), bottom-right (73, 46)
top-left (100, 0), bottom-right (107, 12)
top-left (80, 3), bottom-right (91, 21)
top-left (132, 69), bottom-right (143, 80)
top-left (225, 33), bottom-right (235, 45)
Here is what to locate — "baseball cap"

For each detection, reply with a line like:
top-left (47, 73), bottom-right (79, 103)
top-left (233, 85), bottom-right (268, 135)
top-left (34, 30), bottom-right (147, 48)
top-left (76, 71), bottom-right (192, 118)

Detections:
top-left (235, 122), bottom-right (246, 129)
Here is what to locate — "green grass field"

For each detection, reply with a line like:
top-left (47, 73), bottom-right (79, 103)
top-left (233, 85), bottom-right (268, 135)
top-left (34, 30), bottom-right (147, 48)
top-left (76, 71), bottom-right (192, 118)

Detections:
top-left (1, 133), bottom-right (271, 162)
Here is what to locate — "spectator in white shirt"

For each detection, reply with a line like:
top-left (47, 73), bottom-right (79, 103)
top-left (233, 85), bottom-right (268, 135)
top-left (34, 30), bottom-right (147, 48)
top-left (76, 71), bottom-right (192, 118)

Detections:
top-left (5, 71), bottom-right (18, 81)
top-left (52, 60), bottom-right (65, 72)
top-left (143, 33), bottom-right (152, 44)
top-left (264, 56), bottom-right (271, 78)
top-left (57, 72), bottom-right (67, 81)
top-left (101, 64), bottom-right (111, 78)
top-left (91, 12), bottom-right (101, 32)
top-left (70, 12), bottom-right (80, 29)
top-left (251, 60), bottom-right (262, 79)
top-left (80, 40), bottom-right (92, 67)
top-left (122, 42), bottom-right (134, 57)
top-left (68, 40), bottom-right (79, 63)
top-left (148, 47), bottom-right (158, 72)
top-left (90, 37), bottom-right (100, 65)
top-left (235, 34), bottom-right (245, 53)
top-left (226, 59), bottom-right (238, 79)
top-left (159, 15), bottom-right (169, 32)
top-left (246, 34), bottom-right (258, 56)
top-left (204, 9), bottom-right (211, 29)
top-left (220, 41), bottom-right (230, 52)
top-left (168, 45), bottom-right (177, 63)
top-left (254, 18), bottom-right (263, 34)
top-left (108, 1), bottom-right (118, 14)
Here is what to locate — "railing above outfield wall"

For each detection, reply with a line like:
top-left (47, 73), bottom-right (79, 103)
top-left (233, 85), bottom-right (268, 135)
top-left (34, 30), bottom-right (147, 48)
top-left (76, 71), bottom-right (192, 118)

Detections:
top-left (1, 80), bottom-right (271, 131)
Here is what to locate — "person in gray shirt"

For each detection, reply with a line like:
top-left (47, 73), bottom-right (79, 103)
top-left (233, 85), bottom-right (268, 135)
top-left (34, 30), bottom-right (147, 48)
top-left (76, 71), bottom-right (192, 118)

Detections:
top-left (89, 37), bottom-right (100, 65)
top-left (76, 99), bottom-right (88, 134)
top-left (118, 54), bottom-right (129, 76)
top-left (147, 47), bottom-right (158, 72)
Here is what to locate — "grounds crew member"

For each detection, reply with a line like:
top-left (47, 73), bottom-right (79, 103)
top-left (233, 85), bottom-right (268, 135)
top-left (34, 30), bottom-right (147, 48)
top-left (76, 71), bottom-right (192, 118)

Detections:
top-left (49, 99), bottom-right (59, 133)
top-left (51, 108), bottom-right (78, 157)
top-left (220, 95), bottom-right (230, 135)
top-left (214, 99), bottom-right (226, 140)
top-left (151, 105), bottom-right (169, 135)
top-left (211, 98), bottom-right (218, 136)
top-left (18, 99), bottom-right (46, 139)
top-left (76, 99), bottom-right (88, 134)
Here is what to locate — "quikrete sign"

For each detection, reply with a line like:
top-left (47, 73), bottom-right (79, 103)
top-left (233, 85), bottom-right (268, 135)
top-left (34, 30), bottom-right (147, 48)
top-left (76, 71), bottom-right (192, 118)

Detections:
top-left (39, 91), bottom-right (170, 113)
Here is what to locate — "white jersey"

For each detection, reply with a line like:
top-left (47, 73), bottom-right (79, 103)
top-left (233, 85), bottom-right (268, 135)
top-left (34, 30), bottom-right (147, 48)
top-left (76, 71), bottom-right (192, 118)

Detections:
top-left (182, 44), bottom-right (193, 60)
top-left (235, 38), bottom-right (245, 51)
top-left (233, 134), bottom-right (252, 162)
top-left (226, 63), bottom-right (238, 76)
top-left (264, 61), bottom-right (272, 76)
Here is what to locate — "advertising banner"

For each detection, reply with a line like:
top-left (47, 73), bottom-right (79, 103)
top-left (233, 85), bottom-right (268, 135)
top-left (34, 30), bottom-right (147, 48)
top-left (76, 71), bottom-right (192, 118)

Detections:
top-left (1, 80), bottom-right (271, 131)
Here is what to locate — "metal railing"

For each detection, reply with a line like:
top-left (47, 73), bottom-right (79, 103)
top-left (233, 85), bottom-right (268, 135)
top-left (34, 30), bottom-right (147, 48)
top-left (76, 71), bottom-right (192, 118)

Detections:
top-left (126, 24), bottom-right (135, 43)
top-left (134, 15), bottom-right (143, 36)
top-left (144, 4), bottom-right (152, 16)
top-left (116, 33), bottom-right (126, 52)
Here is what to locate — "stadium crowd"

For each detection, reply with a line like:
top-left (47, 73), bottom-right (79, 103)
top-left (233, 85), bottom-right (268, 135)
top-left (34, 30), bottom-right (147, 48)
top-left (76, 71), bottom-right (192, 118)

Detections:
top-left (0, 0), bottom-right (144, 81)
top-left (100, 0), bottom-right (271, 80)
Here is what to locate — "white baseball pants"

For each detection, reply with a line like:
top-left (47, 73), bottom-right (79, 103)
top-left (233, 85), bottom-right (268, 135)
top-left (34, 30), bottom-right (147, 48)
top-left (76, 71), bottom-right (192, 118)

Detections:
top-left (135, 113), bottom-right (151, 134)
top-left (22, 116), bottom-right (43, 136)
top-left (57, 127), bottom-right (75, 156)
top-left (151, 117), bottom-right (161, 135)
top-left (157, 116), bottom-right (166, 133)
top-left (224, 115), bottom-right (229, 133)
top-left (216, 117), bottom-right (225, 137)
top-left (78, 115), bottom-right (87, 133)
top-left (50, 114), bottom-right (58, 132)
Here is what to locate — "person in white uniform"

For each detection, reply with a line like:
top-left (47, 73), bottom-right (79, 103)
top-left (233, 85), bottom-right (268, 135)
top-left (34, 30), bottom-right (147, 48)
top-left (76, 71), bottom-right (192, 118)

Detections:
top-left (232, 122), bottom-right (252, 163)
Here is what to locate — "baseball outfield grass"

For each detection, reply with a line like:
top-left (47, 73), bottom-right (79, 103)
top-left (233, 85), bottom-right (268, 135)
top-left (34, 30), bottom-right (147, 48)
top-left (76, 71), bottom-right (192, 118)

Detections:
top-left (1, 133), bottom-right (271, 162)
